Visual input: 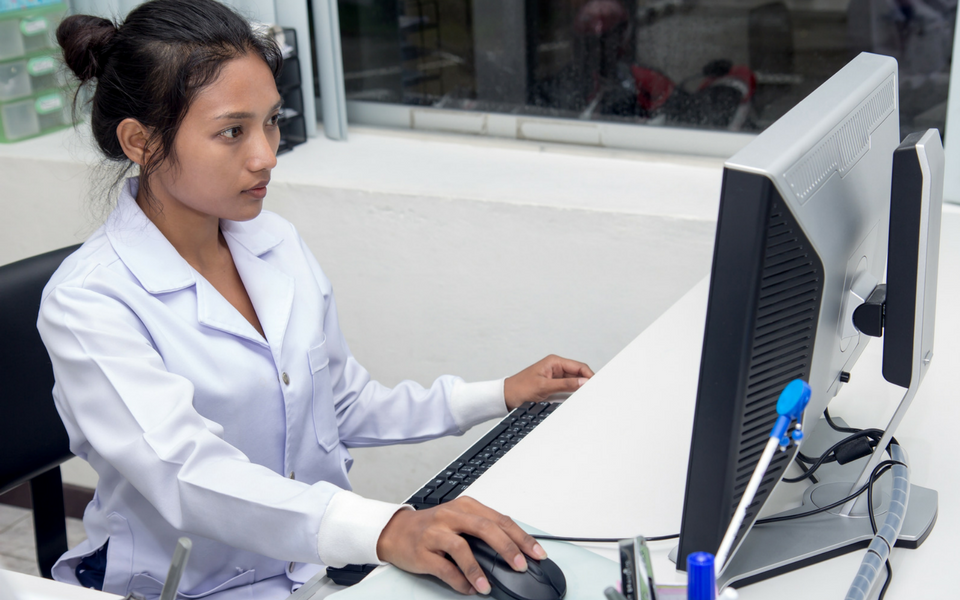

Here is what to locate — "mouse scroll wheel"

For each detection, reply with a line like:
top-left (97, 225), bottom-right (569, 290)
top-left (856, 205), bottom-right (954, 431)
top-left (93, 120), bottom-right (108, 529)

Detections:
top-left (526, 560), bottom-right (546, 581)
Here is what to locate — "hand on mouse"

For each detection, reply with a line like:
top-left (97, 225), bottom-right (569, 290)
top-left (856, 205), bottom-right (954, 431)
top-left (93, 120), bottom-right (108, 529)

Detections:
top-left (504, 355), bottom-right (594, 410)
top-left (376, 496), bottom-right (547, 595)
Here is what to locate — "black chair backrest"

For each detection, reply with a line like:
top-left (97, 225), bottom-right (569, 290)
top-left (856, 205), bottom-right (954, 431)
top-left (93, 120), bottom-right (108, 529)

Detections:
top-left (0, 244), bottom-right (82, 577)
top-left (0, 245), bottom-right (81, 489)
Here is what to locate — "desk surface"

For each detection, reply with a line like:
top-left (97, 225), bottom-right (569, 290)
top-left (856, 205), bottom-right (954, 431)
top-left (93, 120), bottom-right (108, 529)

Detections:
top-left (7, 206), bottom-right (956, 599)
top-left (464, 204), bottom-right (960, 598)
top-left (0, 571), bottom-right (119, 600)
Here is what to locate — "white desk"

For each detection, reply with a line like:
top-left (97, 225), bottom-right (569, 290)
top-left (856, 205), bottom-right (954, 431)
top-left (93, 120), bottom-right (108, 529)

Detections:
top-left (0, 571), bottom-right (119, 600)
top-left (7, 208), bottom-right (957, 600)
top-left (463, 203), bottom-right (960, 598)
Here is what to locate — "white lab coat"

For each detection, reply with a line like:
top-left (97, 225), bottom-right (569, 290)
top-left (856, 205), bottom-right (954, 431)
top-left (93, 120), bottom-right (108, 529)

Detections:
top-left (38, 178), bottom-right (507, 600)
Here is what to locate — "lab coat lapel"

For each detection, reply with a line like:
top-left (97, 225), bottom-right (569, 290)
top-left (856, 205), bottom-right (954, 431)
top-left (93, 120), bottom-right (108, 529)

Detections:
top-left (106, 179), bottom-right (196, 295)
top-left (193, 276), bottom-right (268, 347)
top-left (220, 220), bottom-right (294, 360)
top-left (107, 179), bottom-right (281, 348)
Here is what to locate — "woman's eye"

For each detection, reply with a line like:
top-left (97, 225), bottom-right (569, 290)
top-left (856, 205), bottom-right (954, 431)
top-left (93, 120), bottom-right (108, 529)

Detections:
top-left (221, 126), bottom-right (242, 139)
top-left (268, 113), bottom-right (281, 126)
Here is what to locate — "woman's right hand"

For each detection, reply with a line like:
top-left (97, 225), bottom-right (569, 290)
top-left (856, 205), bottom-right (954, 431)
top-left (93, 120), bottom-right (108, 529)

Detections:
top-left (375, 496), bottom-right (548, 595)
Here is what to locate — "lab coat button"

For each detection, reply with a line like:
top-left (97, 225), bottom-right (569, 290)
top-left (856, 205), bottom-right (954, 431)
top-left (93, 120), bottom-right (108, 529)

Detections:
top-left (289, 472), bottom-right (295, 480)
top-left (289, 561), bottom-right (295, 573)
top-left (281, 372), bottom-right (290, 385)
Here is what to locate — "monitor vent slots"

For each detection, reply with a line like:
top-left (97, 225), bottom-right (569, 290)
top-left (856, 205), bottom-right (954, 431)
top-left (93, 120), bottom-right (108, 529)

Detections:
top-left (784, 76), bottom-right (895, 205)
top-left (729, 198), bottom-right (824, 535)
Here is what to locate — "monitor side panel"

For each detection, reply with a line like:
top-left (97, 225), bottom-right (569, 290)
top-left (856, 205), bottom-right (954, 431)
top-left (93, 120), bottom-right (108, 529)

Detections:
top-left (884, 130), bottom-right (944, 388)
top-left (677, 168), bottom-right (824, 568)
top-left (728, 53), bottom-right (899, 432)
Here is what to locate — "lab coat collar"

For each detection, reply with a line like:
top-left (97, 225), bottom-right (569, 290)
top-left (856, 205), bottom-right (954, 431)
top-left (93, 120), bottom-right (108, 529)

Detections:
top-left (221, 229), bottom-right (294, 353)
top-left (219, 219), bottom-right (282, 258)
top-left (106, 178), bottom-right (196, 294)
top-left (105, 178), bottom-right (292, 350)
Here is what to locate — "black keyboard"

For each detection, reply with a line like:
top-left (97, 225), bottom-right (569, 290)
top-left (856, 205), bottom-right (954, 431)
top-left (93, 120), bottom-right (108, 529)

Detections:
top-left (325, 401), bottom-right (561, 585)
top-left (406, 400), bottom-right (560, 509)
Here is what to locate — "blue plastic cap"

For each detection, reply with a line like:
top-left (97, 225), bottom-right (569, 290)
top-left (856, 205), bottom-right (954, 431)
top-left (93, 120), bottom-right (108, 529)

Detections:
top-left (686, 552), bottom-right (716, 600)
top-left (776, 380), bottom-right (812, 420)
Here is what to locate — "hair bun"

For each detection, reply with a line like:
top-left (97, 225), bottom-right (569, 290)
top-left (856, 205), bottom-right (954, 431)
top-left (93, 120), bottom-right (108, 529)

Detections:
top-left (57, 14), bottom-right (118, 83)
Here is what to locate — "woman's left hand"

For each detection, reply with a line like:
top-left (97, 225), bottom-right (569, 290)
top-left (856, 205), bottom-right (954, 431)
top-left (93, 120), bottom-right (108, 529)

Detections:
top-left (503, 355), bottom-right (595, 410)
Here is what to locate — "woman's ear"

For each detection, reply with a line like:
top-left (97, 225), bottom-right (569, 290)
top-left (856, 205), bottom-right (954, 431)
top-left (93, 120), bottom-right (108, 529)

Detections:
top-left (116, 118), bottom-right (153, 165)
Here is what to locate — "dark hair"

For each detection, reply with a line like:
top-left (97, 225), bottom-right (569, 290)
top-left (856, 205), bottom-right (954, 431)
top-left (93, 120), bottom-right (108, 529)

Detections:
top-left (57, 0), bottom-right (282, 207)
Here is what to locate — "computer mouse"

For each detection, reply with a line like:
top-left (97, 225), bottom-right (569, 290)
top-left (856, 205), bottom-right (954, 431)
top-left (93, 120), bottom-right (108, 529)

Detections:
top-left (460, 534), bottom-right (566, 600)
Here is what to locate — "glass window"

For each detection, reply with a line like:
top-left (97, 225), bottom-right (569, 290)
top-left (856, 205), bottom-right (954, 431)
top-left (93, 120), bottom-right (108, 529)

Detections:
top-left (336, 0), bottom-right (955, 138)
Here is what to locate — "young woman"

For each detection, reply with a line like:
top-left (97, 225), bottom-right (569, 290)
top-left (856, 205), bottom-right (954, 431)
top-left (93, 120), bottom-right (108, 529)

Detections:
top-left (41, 1), bottom-right (593, 599)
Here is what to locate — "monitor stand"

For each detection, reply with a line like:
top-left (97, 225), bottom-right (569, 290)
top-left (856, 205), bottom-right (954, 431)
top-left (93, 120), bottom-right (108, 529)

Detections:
top-left (668, 416), bottom-right (938, 589)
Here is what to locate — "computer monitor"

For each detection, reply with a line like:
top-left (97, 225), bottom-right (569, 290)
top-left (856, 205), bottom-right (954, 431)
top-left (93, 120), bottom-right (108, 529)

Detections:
top-left (673, 52), bottom-right (939, 587)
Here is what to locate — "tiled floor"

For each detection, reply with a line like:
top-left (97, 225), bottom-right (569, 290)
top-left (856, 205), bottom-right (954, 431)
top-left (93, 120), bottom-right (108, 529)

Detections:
top-left (0, 504), bottom-right (87, 576)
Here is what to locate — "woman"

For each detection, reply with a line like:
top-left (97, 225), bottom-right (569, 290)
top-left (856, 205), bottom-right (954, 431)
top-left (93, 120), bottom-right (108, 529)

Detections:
top-left (41, 1), bottom-right (593, 599)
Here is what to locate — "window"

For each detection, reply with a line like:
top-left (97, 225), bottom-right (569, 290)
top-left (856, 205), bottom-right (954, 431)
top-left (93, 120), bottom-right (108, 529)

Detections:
top-left (335, 0), bottom-right (955, 146)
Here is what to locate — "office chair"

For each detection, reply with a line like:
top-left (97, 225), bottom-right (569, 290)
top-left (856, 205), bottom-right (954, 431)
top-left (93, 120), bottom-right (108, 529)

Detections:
top-left (0, 244), bottom-right (82, 579)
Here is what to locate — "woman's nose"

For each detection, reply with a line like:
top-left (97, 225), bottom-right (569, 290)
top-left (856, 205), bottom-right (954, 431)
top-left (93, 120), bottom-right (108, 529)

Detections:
top-left (248, 130), bottom-right (278, 172)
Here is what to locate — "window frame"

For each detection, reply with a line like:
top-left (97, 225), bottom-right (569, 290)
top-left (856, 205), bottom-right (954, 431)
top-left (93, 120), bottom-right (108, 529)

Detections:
top-left (314, 0), bottom-right (960, 202)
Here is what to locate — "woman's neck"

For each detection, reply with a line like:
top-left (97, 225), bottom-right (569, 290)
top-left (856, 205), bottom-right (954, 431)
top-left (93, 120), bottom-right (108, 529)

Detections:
top-left (136, 187), bottom-right (230, 275)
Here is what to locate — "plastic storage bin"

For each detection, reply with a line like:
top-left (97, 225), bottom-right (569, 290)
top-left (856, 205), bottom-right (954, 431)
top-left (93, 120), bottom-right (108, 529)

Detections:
top-left (0, 3), bottom-right (66, 62)
top-left (275, 27), bottom-right (306, 154)
top-left (0, 2), bottom-right (72, 142)
top-left (0, 89), bottom-right (71, 142)
top-left (0, 53), bottom-right (60, 101)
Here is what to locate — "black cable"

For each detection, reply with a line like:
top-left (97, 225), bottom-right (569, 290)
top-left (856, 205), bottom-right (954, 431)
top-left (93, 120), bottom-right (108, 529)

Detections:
top-left (824, 407), bottom-right (861, 434)
top-left (869, 465), bottom-right (896, 600)
top-left (530, 535), bottom-right (620, 543)
top-left (867, 464), bottom-right (896, 535)
top-left (825, 408), bottom-right (899, 447)
top-left (757, 459), bottom-right (904, 525)
top-left (878, 559), bottom-right (893, 600)
top-left (643, 533), bottom-right (679, 542)
top-left (793, 455), bottom-right (819, 484)
top-left (867, 450), bottom-right (906, 600)
top-left (530, 533), bottom-right (679, 544)
top-left (782, 429), bottom-right (883, 483)
top-left (756, 482), bottom-right (868, 524)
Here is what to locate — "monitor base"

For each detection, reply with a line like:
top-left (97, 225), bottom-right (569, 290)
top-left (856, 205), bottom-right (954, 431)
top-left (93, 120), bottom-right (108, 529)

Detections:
top-left (669, 417), bottom-right (938, 588)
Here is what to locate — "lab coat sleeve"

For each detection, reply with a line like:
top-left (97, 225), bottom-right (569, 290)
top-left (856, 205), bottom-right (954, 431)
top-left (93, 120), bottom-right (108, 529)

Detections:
top-left (38, 282), bottom-right (337, 565)
top-left (295, 232), bottom-right (508, 447)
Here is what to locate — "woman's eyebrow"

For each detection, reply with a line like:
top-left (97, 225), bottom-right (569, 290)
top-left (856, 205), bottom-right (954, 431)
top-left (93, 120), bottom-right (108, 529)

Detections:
top-left (215, 99), bottom-right (283, 120)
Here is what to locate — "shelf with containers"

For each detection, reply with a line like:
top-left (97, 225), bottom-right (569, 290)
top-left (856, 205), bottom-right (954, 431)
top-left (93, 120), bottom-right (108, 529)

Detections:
top-left (272, 26), bottom-right (306, 154)
top-left (0, 0), bottom-right (71, 143)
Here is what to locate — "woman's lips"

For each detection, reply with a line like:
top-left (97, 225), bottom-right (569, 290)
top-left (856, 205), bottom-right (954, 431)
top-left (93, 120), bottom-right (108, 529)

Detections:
top-left (244, 185), bottom-right (268, 199)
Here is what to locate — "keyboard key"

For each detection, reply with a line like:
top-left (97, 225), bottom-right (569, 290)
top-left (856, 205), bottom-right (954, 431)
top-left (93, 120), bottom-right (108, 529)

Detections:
top-left (442, 484), bottom-right (470, 503)
top-left (527, 403), bottom-right (547, 416)
top-left (459, 466), bottom-right (477, 475)
top-left (410, 486), bottom-right (434, 504)
top-left (426, 481), bottom-right (458, 504)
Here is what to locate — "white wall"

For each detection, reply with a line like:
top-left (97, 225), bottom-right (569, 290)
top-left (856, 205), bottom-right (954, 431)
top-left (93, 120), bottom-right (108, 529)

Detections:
top-left (0, 126), bottom-right (723, 502)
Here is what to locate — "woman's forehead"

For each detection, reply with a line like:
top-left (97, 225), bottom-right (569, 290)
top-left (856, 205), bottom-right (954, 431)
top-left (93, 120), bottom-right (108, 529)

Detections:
top-left (190, 55), bottom-right (281, 117)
